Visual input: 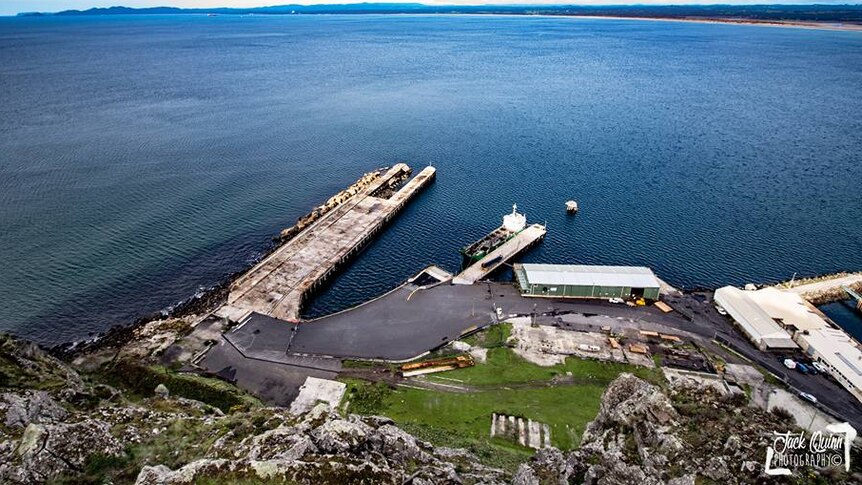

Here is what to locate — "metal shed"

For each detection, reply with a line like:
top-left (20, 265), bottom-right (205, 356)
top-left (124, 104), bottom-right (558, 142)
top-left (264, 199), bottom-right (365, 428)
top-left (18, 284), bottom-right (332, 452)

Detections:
top-left (514, 263), bottom-right (661, 300)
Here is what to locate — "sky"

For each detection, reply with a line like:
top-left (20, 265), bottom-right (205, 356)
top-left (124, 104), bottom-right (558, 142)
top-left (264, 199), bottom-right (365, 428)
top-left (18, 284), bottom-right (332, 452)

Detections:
top-left (0, 0), bottom-right (854, 16)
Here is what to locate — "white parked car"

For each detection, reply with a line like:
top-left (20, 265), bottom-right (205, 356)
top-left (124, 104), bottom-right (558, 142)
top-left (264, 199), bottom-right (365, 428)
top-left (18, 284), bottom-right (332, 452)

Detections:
top-left (608, 297), bottom-right (625, 304)
top-left (715, 305), bottom-right (728, 316)
top-left (811, 362), bottom-right (828, 373)
top-left (799, 392), bottom-right (818, 404)
top-left (783, 359), bottom-right (796, 369)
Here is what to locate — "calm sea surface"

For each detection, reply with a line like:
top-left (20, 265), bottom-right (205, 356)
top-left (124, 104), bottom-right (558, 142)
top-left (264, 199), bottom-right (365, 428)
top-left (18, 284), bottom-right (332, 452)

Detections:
top-left (1, 15), bottom-right (861, 344)
top-left (820, 302), bottom-right (862, 342)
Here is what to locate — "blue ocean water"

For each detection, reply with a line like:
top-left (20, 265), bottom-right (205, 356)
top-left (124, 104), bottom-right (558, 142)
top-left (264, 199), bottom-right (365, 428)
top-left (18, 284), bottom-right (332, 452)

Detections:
top-left (820, 302), bottom-right (862, 342)
top-left (1, 14), bottom-right (861, 344)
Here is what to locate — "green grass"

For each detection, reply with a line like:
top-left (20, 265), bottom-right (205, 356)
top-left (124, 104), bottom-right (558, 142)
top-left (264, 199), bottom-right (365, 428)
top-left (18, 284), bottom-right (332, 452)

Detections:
top-left (97, 361), bottom-right (261, 412)
top-left (345, 347), bottom-right (666, 458)
top-left (428, 347), bottom-right (664, 388)
top-left (341, 378), bottom-right (393, 414)
top-left (461, 323), bottom-right (511, 348)
top-left (398, 421), bottom-right (534, 472)
top-left (379, 381), bottom-right (606, 450)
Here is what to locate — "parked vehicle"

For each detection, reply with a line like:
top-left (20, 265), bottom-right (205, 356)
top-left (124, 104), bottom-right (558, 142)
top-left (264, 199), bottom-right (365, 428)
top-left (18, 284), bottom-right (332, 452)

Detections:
top-left (608, 297), bottom-right (624, 304)
top-left (783, 359), bottom-right (796, 369)
top-left (799, 392), bottom-right (818, 404)
top-left (481, 255), bottom-right (503, 269)
top-left (812, 362), bottom-right (828, 374)
top-left (796, 363), bottom-right (810, 374)
top-left (715, 305), bottom-right (728, 316)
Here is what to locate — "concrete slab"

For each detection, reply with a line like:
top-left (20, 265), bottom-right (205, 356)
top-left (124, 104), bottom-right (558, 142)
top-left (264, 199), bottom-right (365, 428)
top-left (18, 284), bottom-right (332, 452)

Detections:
top-left (508, 320), bottom-right (653, 367)
top-left (289, 377), bottom-right (347, 415)
top-left (724, 363), bottom-right (765, 387)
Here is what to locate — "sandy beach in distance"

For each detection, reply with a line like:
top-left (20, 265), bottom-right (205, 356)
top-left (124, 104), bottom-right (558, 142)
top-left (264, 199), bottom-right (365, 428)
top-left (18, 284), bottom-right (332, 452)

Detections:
top-left (564, 15), bottom-right (862, 32)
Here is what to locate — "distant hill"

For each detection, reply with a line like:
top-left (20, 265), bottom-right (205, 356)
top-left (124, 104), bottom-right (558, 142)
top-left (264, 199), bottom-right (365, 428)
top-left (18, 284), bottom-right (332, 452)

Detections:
top-left (18, 3), bottom-right (862, 24)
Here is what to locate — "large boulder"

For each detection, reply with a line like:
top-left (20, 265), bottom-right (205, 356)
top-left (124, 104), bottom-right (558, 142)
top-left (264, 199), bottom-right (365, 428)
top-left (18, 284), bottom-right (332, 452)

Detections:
top-left (1, 391), bottom-right (67, 428)
top-left (2, 419), bottom-right (123, 483)
top-left (310, 418), bottom-right (374, 454)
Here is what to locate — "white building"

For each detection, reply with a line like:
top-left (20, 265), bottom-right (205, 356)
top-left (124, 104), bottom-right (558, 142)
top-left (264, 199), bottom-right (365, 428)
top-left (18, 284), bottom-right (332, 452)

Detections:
top-left (796, 327), bottom-right (862, 403)
top-left (714, 286), bottom-right (797, 351)
top-left (716, 285), bottom-right (862, 403)
top-left (746, 287), bottom-right (827, 333)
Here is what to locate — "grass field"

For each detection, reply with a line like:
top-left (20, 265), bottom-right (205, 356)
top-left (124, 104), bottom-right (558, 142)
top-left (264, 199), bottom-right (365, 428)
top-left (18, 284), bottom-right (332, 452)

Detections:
top-left (429, 346), bottom-right (662, 388)
top-left (342, 337), bottom-right (665, 468)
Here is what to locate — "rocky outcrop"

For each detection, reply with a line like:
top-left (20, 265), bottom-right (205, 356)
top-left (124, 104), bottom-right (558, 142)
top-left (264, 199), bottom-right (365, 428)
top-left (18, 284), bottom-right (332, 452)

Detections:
top-left (1, 391), bottom-right (67, 428)
top-left (5, 419), bottom-right (124, 483)
top-left (511, 373), bottom-right (855, 485)
top-left (4, 330), bottom-right (859, 485)
top-left (134, 403), bottom-right (506, 484)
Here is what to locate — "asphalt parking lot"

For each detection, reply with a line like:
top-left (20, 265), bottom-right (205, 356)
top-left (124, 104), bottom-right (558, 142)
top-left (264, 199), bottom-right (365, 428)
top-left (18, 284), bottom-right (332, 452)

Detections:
top-left (199, 280), bottom-right (862, 427)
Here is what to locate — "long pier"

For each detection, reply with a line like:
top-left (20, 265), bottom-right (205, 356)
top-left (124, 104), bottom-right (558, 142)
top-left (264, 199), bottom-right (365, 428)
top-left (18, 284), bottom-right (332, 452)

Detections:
top-left (452, 223), bottom-right (546, 285)
top-left (218, 163), bottom-right (436, 322)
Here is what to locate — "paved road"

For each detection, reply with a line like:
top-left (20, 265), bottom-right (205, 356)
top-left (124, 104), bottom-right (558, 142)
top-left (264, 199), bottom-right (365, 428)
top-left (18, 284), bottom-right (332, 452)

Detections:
top-left (216, 281), bottom-right (701, 363)
top-left (200, 337), bottom-right (339, 406)
top-left (291, 282), bottom-right (497, 360)
top-left (664, 292), bottom-right (862, 431)
top-left (199, 278), bottom-right (862, 426)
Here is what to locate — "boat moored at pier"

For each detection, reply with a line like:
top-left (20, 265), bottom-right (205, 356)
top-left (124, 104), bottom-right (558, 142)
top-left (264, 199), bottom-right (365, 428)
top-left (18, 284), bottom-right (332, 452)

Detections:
top-left (460, 204), bottom-right (527, 268)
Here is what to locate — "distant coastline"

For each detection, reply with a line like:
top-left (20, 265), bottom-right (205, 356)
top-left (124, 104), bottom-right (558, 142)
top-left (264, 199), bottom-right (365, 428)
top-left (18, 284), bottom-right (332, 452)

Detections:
top-left (567, 15), bottom-right (862, 32)
top-left (15, 4), bottom-right (862, 32)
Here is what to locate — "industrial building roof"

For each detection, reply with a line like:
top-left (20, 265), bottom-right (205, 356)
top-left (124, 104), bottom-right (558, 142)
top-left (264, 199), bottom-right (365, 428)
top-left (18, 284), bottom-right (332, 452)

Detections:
top-left (717, 286), bottom-right (862, 399)
top-left (746, 287), bottom-right (828, 332)
top-left (714, 286), bottom-right (797, 350)
top-left (798, 327), bottom-right (862, 397)
top-left (516, 264), bottom-right (661, 289)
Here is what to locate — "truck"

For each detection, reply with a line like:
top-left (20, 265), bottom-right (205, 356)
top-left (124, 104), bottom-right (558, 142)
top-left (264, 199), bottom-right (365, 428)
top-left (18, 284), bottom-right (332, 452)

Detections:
top-left (481, 255), bottom-right (503, 269)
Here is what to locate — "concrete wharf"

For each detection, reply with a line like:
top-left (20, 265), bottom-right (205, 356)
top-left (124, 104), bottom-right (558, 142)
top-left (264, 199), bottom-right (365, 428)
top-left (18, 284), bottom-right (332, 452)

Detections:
top-left (219, 163), bottom-right (436, 322)
top-left (452, 223), bottom-right (546, 285)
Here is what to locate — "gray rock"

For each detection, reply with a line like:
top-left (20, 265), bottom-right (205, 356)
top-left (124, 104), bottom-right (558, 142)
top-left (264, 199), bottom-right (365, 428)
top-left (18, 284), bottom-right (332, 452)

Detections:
top-left (368, 424), bottom-right (432, 463)
top-left (1, 391), bottom-right (67, 428)
top-left (667, 475), bottom-right (696, 485)
top-left (7, 419), bottom-right (123, 483)
top-left (239, 426), bottom-right (317, 461)
top-left (511, 463), bottom-right (539, 485)
top-left (310, 418), bottom-right (373, 454)
top-left (154, 383), bottom-right (170, 398)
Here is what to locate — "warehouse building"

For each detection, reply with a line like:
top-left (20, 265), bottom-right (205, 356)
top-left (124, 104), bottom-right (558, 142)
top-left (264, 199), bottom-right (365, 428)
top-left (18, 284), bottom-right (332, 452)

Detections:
top-left (721, 287), bottom-right (862, 403)
top-left (713, 286), bottom-right (797, 351)
top-left (513, 264), bottom-right (661, 300)
top-left (796, 327), bottom-right (862, 403)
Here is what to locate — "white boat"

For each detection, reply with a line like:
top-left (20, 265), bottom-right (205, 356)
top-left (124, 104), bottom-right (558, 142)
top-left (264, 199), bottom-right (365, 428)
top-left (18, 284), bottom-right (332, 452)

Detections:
top-left (565, 200), bottom-right (578, 213)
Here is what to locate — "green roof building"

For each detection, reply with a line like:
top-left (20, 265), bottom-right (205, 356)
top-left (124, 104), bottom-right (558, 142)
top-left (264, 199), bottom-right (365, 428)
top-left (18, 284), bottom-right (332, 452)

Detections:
top-left (513, 263), bottom-right (661, 301)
